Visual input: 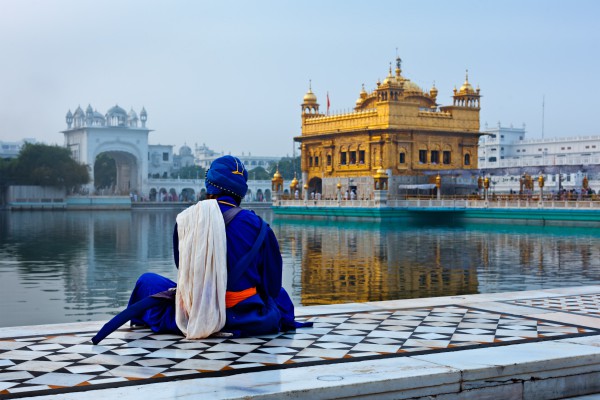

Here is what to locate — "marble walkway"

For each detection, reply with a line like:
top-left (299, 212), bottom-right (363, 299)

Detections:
top-left (3, 286), bottom-right (600, 399)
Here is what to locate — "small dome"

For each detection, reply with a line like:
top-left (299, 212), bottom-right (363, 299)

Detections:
top-left (180, 144), bottom-right (192, 156)
top-left (73, 106), bottom-right (85, 118)
top-left (459, 81), bottom-right (475, 95)
top-left (66, 110), bottom-right (73, 118)
top-left (128, 108), bottom-right (138, 119)
top-left (303, 88), bottom-right (317, 103)
top-left (430, 84), bottom-right (438, 97)
top-left (106, 104), bottom-right (128, 117)
top-left (458, 70), bottom-right (476, 95)
top-left (374, 167), bottom-right (389, 178)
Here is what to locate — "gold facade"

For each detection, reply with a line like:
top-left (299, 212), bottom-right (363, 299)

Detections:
top-left (295, 58), bottom-right (482, 198)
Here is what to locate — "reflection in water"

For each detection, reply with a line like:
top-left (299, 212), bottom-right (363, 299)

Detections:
top-left (1, 210), bottom-right (600, 327)
top-left (0, 210), bottom-right (179, 327)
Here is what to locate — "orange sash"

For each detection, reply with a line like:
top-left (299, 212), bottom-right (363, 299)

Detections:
top-left (225, 287), bottom-right (257, 308)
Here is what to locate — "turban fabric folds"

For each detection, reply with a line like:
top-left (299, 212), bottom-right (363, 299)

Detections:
top-left (205, 155), bottom-right (249, 199)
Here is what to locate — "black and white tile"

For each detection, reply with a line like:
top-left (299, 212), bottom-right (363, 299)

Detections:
top-left (0, 305), bottom-right (597, 398)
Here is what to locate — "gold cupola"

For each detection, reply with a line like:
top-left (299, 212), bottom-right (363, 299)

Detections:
top-left (271, 167), bottom-right (284, 192)
top-left (301, 81), bottom-right (319, 115)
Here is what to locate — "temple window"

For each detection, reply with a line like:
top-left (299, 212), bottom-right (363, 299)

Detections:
top-left (349, 151), bottom-right (357, 164)
top-left (309, 157), bottom-right (313, 167)
top-left (163, 152), bottom-right (169, 161)
top-left (443, 151), bottom-right (451, 165)
top-left (431, 151), bottom-right (439, 164)
top-left (341, 152), bottom-right (347, 165)
top-left (419, 150), bottom-right (427, 164)
top-left (327, 154), bottom-right (332, 166)
top-left (465, 154), bottom-right (471, 165)
top-left (315, 156), bottom-right (319, 166)
top-left (359, 150), bottom-right (365, 164)
top-left (399, 152), bottom-right (406, 164)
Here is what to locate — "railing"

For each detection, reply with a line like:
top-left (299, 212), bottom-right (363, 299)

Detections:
top-left (276, 196), bottom-right (600, 210)
top-left (274, 199), bottom-right (376, 208)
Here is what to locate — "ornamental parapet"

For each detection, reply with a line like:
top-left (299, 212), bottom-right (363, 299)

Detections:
top-left (418, 110), bottom-right (452, 118)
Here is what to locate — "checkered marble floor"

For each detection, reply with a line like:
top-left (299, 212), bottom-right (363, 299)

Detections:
top-left (507, 293), bottom-right (600, 317)
top-left (0, 305), bottom-right (597, 398)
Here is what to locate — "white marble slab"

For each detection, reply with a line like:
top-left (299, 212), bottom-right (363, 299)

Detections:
top-left (12, 357), bottom-right (460, 400)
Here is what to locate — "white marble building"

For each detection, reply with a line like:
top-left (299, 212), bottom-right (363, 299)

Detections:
top-left (194, 143), bottom-right (279, 172)
top-left (478, 123), bottom-right (600, 193)
top-left (0, 138), bottom-right (36, 159)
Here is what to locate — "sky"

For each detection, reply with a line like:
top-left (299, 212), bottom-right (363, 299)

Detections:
top-left (0, 0), bottom-right (599, 157)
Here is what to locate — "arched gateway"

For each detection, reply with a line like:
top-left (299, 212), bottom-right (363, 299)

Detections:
top-left (63, 104), bottom-right (150, 196)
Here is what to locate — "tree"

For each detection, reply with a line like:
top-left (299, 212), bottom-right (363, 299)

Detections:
top-left (12, 143), bottom-right (90, 188)
top-left (268, 156), bottom-right (301, 180)
top-left (0, 157), bottom-right (16, 186)
top-left (248, 166), bottom-right (271, 180)
top-left (94, 153), bottom-right (116, 190)
top-left (172, 165), bottom-right (206, 179)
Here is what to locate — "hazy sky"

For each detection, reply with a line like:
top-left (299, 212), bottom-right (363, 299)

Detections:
top-left (1, 0), bottom-right (599, 157)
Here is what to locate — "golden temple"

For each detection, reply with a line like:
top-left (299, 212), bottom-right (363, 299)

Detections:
top-left (294, 57), bottom-right (482, 199)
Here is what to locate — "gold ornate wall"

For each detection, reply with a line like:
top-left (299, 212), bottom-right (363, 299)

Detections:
top-left (295, 58), bottom-right (482, 198)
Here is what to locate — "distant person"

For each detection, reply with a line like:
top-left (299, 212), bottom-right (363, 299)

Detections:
top-left (93, 155), bottom-right (311, 343)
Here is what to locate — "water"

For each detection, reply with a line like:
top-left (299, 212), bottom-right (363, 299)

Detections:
top-left (1, 209), bottom-right (600, 328)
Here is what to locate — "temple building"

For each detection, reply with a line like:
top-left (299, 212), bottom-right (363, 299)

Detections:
top-left (294, 57), bottom-right (482, 199)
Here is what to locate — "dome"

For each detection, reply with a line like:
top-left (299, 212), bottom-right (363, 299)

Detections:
top-left (128, 108), bottom-right (138, 120)
top-left (303, 88), bottom-right (317, 103)
top-left (459, 81), bottom-right (475, 95)
top-left (402, 79), bottom-right (422, 93)
top-left (430, 84), bottom-right (438, 96)
top-left (73, 106), bottom-right (84, 118)
top-left (180, 144), bottom-right (192, 156)
top-left (106, 104), bottom-right (128, 117)
top-left (458, 71), bottom-right (476, 95)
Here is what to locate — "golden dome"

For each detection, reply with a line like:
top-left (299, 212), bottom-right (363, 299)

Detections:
top-left (402, 79), bottom-right (422, 93)
top-left (303, 88), bottom-right (317, 103)
top-left (430, 83), bottom-right (438, 96)
top-left (360, 84), bottom-right (368, 99)
top-left (374, 167), bottom-right (388, 178)
top-left (458, 70), bottom-right (476, 95)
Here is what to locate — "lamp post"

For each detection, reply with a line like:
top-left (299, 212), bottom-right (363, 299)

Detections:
top-left (435, 174), bottom-right (441, 200)
top-left (538, 173), bottom-right (545, 203)
top-left (484, 176), bottom-right (490, 202)
top-left (303, 183), bottom-right (308, 205)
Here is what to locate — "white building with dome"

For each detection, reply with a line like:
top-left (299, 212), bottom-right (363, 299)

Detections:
top-left (61, 105), bottom-right (278, 202)
top-left (63, 104), bottom-right (151, 196)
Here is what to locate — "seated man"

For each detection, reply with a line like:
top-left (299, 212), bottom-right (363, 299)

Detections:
top-left (93, 156), bottom-right (308, 343)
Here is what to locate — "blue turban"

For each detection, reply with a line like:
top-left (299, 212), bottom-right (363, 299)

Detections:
top-left (205, 155), bottom-right (248, 199)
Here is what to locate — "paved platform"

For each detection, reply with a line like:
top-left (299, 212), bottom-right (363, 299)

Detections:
top-left (3, 286), bottom-right (600, 399)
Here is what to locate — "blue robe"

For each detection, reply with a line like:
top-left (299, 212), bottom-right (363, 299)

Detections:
top-left (129, 197), bottom-right (303, 337)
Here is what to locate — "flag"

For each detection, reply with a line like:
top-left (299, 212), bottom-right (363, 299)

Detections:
top-left (327, 92), bottom-right (330, 115)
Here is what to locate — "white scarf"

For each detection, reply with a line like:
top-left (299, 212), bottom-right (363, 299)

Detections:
top-left (175, 199), bottom-right (227, 339)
